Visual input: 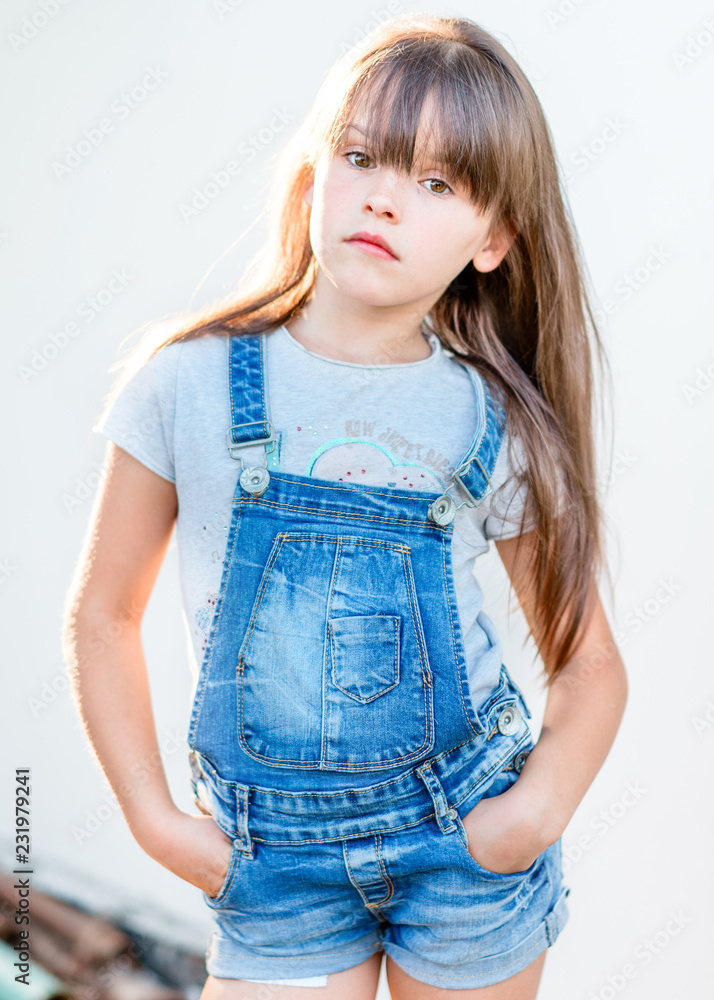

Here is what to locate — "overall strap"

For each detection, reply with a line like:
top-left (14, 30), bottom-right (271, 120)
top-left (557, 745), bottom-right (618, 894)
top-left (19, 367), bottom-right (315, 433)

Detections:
top-left (450, 362), bottom-right (506, 507)
top-left (225, 332), bottom-right (281, 470)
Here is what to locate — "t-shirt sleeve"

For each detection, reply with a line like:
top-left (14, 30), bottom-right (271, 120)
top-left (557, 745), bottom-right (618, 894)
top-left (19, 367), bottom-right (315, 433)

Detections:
top-left (482, 424), bottom-right (537, 540)
top-left (92, 342), bottom-right (181, 483)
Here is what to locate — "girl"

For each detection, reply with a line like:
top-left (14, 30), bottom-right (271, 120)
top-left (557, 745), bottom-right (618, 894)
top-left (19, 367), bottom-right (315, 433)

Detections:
top-left (63, 13), bottom-right (628, 1000)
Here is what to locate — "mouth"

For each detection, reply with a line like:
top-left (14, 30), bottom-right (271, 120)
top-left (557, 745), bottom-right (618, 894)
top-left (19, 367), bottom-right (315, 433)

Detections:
top-left (345, 231), bottom-right (399, 260)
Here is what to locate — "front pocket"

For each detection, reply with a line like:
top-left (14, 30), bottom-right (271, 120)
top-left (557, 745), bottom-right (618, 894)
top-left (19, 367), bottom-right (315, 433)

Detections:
top-left (237, 532), bottom-right (434, 771)
top-left (329, 614), bottom-right (400, 702)
top-left (202, 838), bottom-right (241, 908)
top-left (454, 812), bottom-right (543, 882)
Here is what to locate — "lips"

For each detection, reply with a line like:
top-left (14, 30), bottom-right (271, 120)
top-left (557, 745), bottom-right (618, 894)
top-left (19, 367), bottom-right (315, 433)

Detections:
top-left (345, 230), bottom-right (398, 260)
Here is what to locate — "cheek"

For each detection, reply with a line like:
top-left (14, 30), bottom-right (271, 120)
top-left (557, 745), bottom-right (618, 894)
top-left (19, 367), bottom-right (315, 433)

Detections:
top-left (312, 175), bottom-right (350, 228)
top-left (411, 217), bottom-right (477, 273)
top-left (309, 178), bottom-right (369, 268)
top-left (307, 182), bottom-right (352, 267)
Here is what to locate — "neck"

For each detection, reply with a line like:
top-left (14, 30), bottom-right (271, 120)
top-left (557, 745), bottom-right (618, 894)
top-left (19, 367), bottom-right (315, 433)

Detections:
top-left (285, 269), bottom-right (435, 365)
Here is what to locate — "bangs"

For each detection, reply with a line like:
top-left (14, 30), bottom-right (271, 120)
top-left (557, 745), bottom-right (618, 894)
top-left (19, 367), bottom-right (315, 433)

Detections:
top-left (323, 38), bottom-right (522, 215)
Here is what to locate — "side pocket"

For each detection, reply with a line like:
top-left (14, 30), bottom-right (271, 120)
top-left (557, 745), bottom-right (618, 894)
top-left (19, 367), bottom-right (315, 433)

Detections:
top-left (202, 838), bottom-right (241, 908)
top-left (453, 811), bottom-right (543, 882)
top-left (453, 742), bottom-right (543, 881)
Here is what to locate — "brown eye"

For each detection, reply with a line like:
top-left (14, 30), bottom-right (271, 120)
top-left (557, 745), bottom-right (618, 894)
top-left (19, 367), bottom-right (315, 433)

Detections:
top-left (424, 177), bottom-right (451, 195)
top-left (344, 150), bottom-right (371, 168)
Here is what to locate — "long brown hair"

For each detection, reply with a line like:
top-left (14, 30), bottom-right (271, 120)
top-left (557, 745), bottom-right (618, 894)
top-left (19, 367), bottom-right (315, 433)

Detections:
top-left (102, 13), bottom-right (614, 684)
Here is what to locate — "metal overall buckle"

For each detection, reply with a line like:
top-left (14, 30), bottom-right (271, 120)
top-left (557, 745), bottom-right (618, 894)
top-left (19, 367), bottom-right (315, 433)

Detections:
top-left (426, 455), bottom-right (494, 527)
top-left (226, 420), bottom-right (277, 497)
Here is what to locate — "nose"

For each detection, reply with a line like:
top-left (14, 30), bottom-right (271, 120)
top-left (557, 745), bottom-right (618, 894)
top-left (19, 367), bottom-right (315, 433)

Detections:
top-left (362, 168), bottom-right (402, 221)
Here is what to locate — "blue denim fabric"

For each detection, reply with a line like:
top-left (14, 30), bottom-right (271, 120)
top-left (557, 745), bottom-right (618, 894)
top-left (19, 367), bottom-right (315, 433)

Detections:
top-left (187, 332), bottom-right (570, 987)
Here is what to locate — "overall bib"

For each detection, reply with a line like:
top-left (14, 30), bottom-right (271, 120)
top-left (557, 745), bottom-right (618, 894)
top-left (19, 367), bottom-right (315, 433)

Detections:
top-left (186, 331), bottom-right (569, 986)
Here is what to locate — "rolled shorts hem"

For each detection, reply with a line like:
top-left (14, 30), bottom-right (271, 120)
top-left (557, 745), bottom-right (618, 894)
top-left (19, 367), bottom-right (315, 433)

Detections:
top-left (381, 885), bottom-right (570, 990)
top-left (205, 933), bottom-right (383, 980)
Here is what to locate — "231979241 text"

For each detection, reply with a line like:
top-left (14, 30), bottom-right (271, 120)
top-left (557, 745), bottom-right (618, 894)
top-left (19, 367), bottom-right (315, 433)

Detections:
top-left (12, 768), bottom-right (33, 984)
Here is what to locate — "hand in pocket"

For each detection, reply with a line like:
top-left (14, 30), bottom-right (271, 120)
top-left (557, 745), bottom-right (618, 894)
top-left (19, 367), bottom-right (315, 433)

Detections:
top-left (140, 809), bottom-right (235, 896)
top-left (461, 786), bottom-right (547, 875)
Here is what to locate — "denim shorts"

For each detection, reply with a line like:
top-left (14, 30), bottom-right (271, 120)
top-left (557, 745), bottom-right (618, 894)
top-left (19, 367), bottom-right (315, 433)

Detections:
top-left (192, 725), bottom-right (570, 990)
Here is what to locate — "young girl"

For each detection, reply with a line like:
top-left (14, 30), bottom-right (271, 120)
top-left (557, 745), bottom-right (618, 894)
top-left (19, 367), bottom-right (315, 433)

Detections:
top-left (63, 13), bottom-right (628, 999)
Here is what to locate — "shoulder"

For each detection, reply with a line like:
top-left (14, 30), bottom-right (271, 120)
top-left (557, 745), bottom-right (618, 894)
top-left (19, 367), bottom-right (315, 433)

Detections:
top-left (127, 331), bottom-right (230, 398)
top-left (95, 331), bottom-right (226, 435)
top-left (112, 335), bottom-right (185, 400)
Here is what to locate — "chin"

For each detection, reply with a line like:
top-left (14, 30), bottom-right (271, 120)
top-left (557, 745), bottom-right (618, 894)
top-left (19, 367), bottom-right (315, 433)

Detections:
top-left (319, 264), bottom-right (402, 307)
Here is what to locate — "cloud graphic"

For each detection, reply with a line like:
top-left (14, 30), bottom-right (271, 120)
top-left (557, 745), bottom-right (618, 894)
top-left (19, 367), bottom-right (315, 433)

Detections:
top-left (309, 439), bottom-right (443, 491)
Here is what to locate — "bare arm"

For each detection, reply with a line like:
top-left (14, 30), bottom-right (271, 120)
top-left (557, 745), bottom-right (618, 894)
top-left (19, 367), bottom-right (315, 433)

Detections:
top-left (62, 443), bottom-right (232, 894)
top-left (461, 529), bottom-right (628, 873)
top-left (496, 530), bottom-right (628, 838)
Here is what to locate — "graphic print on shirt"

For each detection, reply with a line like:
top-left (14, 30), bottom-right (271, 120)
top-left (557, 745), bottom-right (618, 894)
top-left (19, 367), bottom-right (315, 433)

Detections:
top-left (302, 417), bottom-right (455, 491)
top-left (195, 589), bottom-right (220, 655)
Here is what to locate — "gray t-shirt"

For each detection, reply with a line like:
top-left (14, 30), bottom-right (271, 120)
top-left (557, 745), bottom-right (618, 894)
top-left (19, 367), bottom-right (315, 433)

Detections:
top-left (93, 324), bottom-right (533, 712)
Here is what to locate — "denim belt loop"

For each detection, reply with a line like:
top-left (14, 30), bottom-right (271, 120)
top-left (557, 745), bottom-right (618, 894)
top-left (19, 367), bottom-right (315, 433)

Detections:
top-left (416, 761), bottom-right (458, 835)
top-left (235, 784), bottom-right (255, 858)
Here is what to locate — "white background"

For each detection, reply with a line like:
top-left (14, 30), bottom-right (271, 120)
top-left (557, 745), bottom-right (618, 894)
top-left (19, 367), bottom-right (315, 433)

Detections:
top-left (1, 0), bottom-right (712, 996)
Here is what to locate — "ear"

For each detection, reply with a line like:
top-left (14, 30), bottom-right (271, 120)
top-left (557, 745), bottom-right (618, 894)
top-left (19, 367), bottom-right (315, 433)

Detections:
top-left (471, 219), bottom-right (517, 273)
top-left (303, 173), bottom-right (314, 208)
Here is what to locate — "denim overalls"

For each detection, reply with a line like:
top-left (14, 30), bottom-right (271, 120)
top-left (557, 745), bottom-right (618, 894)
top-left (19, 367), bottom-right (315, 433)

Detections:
top-left (188, 328), bottom-right (537, 842)
top-left (186, 331), bottom-right (568, 983)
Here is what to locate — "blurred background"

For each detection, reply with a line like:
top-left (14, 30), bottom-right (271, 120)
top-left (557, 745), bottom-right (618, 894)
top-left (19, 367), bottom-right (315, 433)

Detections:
top-left (1, 0), bottom-right (712, 996)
